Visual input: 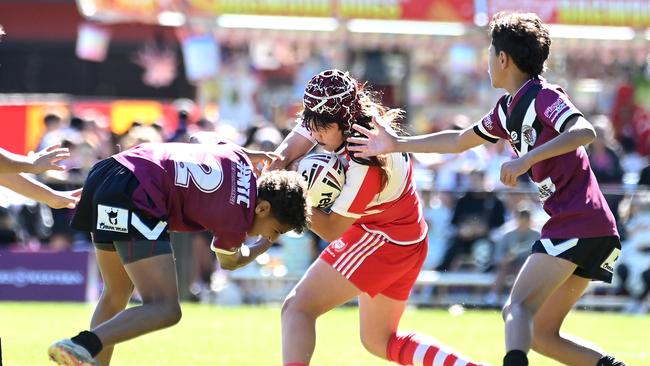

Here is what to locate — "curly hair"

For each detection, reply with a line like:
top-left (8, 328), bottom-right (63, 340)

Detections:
top-left (489, 11), bottom-right (551, 77)
top-left (300, 70), bottom-right (404, 190)
top-left (257, 170), bottom-right (311, 234)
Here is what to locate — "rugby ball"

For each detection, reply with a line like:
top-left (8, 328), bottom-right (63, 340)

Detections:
top-left (297, 153), bottom-right (345, 208)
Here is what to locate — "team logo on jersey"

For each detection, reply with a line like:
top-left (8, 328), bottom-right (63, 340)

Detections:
top-left (544, 98), bottom-right (567, 121)
top-left (97, 205), bottom-right (128, 233)
top-left (510, 131), bottom-right (519, 142)
top-left (522, 125), bottom-right (537, 146)
top-left (331, 239), bottom-right (346, 252)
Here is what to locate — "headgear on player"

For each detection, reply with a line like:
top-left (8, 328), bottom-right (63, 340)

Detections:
top-left (302, 69), bottom-right (360, 136)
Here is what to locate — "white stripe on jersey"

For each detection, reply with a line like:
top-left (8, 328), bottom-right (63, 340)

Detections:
top-left (476, 120), bottom-right (499, 140)
top-left (554, 109), bottom-right (577, 132)
top-left (519, 98), bottom-right (537, 156)
top-left (498, 104), bottom-right (508, 132)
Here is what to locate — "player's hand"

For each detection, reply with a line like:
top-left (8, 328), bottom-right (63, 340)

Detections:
top-left (346, 116), bottom-right (397, 158)
top-left (500, 156), bottom-right (531, 187)
top-left (46, 188), bottom-right (82, 209)
top-left (244, 149), bottom-right (281, 175)
top-left (28, 144), bottom-right (71, 174)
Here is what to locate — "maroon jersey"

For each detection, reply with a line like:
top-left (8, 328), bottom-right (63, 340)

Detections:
top-left (473, 77), bottom-right (618, 239)
top-left (113, 142), bottom-right (256, 249)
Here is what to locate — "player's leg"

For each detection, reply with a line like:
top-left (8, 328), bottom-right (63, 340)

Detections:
top-left (281, 259), bottom-right (361, 366)
top-left (502, 253), bottom-right (577, 366)
top-left (91, 246), bottom-right (134, 366)
top-left (91, 250), bottom-right (181, 345)
top-left (531, 274), bottom-right (606, 365)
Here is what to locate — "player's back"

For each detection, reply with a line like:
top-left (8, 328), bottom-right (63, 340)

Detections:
top-left (112, 142), bottom-right (256, 239)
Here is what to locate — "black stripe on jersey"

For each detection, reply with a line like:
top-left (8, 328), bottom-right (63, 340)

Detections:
top-left (472, 125), bottom-right (498, 143)
top-left (502, 84), bottom-right (543, 154)
top-left (557, 112), bottom-right (583, 132)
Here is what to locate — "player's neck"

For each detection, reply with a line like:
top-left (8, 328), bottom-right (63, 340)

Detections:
top-left (503, 72), bottom-right (532, 96)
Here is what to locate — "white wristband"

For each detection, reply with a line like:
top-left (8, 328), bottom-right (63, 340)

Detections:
top-left (213, 247), bottom-right (238, 255)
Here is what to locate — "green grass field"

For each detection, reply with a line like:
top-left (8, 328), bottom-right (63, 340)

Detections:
top-left (0, 302), bottom-right (647, 365)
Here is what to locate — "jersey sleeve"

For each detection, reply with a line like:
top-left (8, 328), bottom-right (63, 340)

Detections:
top-left (330, 163), bottom-right (382, 219)
top-left (536, 88), bottom-right (583, 133)
top-left (472, 96), bottom-right (510, 143)
top-left (292, 122), bottom-right (318, 144)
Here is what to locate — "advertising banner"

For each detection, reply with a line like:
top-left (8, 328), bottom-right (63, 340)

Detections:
top-left (0, 250), bottom-right (92, 302)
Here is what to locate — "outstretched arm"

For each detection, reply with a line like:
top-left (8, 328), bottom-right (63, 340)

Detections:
top-left (269, 130), bottom-right (315, 170)
top-left (0, 174), bottom-right (81, 208)
top-left (346, 118), bottom-right (485, 157)
top-left (0, 144), bottom-right (70, 174)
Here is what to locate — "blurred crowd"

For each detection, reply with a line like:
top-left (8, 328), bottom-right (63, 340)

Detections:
top-left (1, 44), bottom-right (650, 312)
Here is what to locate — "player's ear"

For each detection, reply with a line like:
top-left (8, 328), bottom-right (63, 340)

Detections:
top-left (255, 200), bottom-right (272, 217)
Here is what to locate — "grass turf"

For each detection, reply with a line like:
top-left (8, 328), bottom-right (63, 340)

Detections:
top-left (0, 302), bottom-right (647, 365)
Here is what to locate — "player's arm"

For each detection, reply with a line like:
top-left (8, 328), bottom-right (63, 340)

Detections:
top-left (213, 237), bottom-right (273, 270)
top-left (0, 144), bottom-right (70, 174)
top-left (0, 174), bottom-right (81, 208)
top-left (346, 118), bottom-right (485, 157)
top-left (309, 210), bottom-right (356, 243)
top-left (500, 115), bottom-right (595, 186)
top-left (269, 129), bottom-right (315, 170)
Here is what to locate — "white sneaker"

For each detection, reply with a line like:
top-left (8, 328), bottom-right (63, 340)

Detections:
top-left (48, 339), bottom-right (98, 366)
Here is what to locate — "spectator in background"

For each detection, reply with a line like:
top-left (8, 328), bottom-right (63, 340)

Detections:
top-left (436, 169), bottom-right (506, 271)
top-left (485, 204), bottom-right (540, 306)
top-left (615, 193), bottom-right (650, 314)
top-left (638, 162), bottom-right (650, 188)
top-left (37, 114), bottom-right (64, 151)
top-left (0, 206), bottom-right (20, 247)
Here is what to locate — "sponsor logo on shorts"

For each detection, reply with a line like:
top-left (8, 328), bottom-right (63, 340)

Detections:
top-left (97, 205), bottom-right (128, 233)
top-left (600, 247), bottom-right (621, 273)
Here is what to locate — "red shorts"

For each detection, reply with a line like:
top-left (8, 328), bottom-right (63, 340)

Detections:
top-left (319, 225), bottom-right (428, 301)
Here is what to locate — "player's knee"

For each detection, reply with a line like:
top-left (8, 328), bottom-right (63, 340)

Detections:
top-left (159, 302), bottom-right (182, 327)
top-left (530, 329), bottom-right (557, 356)
top-left (502, 301), bottom-right (531, 322)
top-left (99, 284), bottom-right (134, 311)
top-left (359, 332), bottom-right (389, 359)
top-left (281, 293), bottom-right (318, 320)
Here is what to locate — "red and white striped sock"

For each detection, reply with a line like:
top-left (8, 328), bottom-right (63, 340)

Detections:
top-left (386, 332), bottom-right (482, 366)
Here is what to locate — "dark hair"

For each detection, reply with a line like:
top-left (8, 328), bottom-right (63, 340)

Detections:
top-left (44, 113), bottom-right (61, 126)
top-left (489, 11), bottom-right (551, 77)
top-left (301, 81), bottom-right (404, 190)
top-left (257, 170), bottom-right (311, 234)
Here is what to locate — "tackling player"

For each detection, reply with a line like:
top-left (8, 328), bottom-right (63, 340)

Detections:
top-left (48, 137), bottom-right (311, 366)
top-left (274, 69), bottom-right (485, 366)
top-left (347, 12), bottom-right (626, 366)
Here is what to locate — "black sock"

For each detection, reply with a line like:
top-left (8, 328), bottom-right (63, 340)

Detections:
top-left (503, 350), bottom-right (528, 366)
top-left (70, 330), bottom-right (103, 357)
top-left (597, 355), bottom-right (627, 366)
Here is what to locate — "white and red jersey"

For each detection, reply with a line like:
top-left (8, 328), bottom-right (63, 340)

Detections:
top-left (293, 124), bottom-right (428, 245)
